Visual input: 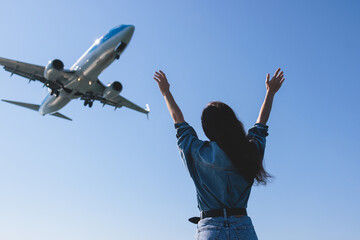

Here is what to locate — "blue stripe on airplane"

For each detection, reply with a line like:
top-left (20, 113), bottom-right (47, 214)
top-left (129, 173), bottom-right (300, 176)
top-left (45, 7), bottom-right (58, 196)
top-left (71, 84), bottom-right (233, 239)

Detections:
top-left (89, 25), bottom-right (129, 53)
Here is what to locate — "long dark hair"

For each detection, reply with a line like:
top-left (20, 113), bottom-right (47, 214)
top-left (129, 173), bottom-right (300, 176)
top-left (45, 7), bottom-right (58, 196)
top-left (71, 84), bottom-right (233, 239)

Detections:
top-left (201, 101), bottom-right (271, 185)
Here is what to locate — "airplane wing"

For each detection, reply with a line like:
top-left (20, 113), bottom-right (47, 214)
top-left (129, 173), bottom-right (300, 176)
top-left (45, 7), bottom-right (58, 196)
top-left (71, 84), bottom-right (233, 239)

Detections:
top-left (0, 57), bottom-right (47, 83)
top-left (0, 57), bottom-right (74, 85)
top-left (90, 80), bottom-right (150, 114)
top-left (99, 95), bottom-right (150, 114)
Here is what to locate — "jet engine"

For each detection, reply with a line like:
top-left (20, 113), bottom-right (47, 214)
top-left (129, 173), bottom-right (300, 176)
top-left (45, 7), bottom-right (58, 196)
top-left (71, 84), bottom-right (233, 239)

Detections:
top-left (44, 59), bottom-right (64, 80)
top-left (103, 81), bottom-right (123, 99)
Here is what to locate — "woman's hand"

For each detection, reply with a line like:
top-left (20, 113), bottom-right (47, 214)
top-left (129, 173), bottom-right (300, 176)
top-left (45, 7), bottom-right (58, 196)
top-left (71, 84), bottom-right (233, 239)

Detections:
top-left (266, 68), bottom-right (285, 95)
top-left (153, 70), bottom-right (170, 96)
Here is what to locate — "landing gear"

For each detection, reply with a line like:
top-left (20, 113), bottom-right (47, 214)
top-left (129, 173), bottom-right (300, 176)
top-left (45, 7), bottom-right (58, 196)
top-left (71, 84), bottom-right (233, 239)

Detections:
top-left (84, 99), bottom-right (94, 108)
top-left (50, 89), bottom-right (60, 97)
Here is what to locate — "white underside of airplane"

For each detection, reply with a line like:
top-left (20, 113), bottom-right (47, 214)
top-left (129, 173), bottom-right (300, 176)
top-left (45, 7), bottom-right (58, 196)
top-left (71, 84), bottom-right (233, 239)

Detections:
top-left (0, 24), bottom-right (149, 121)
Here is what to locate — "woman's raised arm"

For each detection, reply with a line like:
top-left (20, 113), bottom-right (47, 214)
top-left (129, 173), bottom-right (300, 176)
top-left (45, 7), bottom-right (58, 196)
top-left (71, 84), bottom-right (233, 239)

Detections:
top-left (153, 70), bottom-right (185, 124)
top-left (256, 68), bottom-right (285, 125)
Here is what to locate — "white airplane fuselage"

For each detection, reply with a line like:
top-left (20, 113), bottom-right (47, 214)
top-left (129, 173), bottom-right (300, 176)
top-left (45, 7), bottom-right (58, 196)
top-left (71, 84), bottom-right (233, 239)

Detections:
top-left (39, 25), bottom-right (135, 115)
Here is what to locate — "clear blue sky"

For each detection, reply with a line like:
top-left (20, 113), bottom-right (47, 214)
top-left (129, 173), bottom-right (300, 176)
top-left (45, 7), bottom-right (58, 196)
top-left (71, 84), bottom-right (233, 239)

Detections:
top-left (0, 0), bottom-right (359, 239)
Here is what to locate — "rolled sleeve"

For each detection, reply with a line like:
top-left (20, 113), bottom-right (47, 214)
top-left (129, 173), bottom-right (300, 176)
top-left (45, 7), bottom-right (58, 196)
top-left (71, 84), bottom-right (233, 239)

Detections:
top-left (175, 122), bottom-right (203, 174)
top-left (247, 123), bottom-right (269, 157)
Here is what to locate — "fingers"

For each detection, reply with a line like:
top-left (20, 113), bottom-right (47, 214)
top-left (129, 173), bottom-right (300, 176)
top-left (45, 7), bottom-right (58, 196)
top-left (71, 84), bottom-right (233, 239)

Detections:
top-left (273, 68), bottom-right (281, 78)
top-left (277, 72), bottom-right (284, 82)
top-left (266, 73), bottom-right (270, 83)
top-left (271, 68), bottom-right (285, 85)
top-left (153, 73), bottom-right (163, 82)
top-left (154, 72), bottom-right (162, 78)
top-left (159, 70), bottom-right (166, 78)
top-left (154, 70), bottom-right (167, 80)
top-left (153, 76), bottom-right (160, 83)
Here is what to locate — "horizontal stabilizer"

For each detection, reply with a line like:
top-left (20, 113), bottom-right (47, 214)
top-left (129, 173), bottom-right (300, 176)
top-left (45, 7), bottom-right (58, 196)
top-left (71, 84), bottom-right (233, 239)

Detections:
top-left (2, 99), bottom-right (40, 111)
top-left (2, 99), bottom-right (72, 121)
top-left (50, 112), bottom-right (72, 121)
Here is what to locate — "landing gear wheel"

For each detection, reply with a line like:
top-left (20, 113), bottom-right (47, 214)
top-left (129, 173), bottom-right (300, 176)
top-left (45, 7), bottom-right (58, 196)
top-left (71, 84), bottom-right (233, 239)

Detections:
top-left (89, 101), bottom-right (93, 108)
top-left (50, 89), bottom-right (54, 95)
top-left (84, 100), bottom-right (88, 106)
top-left (55, 91), bottom-right (60, 97)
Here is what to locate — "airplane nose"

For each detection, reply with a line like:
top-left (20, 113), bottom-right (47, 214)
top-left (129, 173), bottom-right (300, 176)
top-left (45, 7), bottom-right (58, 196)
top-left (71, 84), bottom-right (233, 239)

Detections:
top-left (125, 25), bottom-right (135, 36)
top-left (120, 25), bottom-right (135, 44)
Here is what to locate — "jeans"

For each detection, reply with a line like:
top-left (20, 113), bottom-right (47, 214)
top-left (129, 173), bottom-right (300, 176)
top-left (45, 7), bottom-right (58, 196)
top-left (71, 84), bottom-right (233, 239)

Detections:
top-left (196, 216), bottom-right (258, 240)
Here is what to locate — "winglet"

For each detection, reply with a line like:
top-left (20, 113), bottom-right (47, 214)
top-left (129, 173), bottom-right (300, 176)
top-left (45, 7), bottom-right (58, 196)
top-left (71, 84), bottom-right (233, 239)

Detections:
top-left (145, 104), bottom-right (150, 120)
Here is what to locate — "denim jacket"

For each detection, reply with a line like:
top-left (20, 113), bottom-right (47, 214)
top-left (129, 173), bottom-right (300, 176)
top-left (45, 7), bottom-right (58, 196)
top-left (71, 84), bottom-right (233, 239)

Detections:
top-left (175, 122), bottom-right (268, 211)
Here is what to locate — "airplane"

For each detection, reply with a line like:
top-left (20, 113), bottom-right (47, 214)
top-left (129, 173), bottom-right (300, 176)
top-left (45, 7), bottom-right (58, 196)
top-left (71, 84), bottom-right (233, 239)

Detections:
top-left (0, 24), bottom-right (149, 121)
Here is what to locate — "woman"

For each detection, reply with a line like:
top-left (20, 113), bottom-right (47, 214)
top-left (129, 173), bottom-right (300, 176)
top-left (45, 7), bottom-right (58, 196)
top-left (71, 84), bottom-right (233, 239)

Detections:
top-left (153, 68), bottom-right (284, 240)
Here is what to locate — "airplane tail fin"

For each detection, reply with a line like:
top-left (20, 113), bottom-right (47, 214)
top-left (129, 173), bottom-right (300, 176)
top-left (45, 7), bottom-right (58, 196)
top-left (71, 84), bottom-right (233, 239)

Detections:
top-left (2, 99), bottom-right (72, 121)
